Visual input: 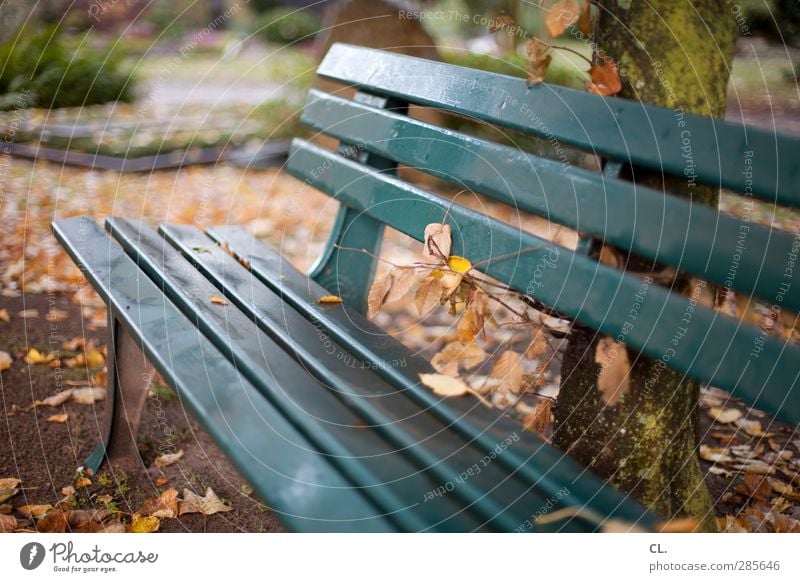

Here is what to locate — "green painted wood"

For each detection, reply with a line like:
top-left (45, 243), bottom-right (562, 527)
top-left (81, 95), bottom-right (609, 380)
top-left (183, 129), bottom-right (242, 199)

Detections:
top-left (51, 215), bottom-right (395, 533)
top-left (105, 217), bottom-right (489, 532)
top-left (287, 139), bottom-right (800, 426)
top-left (207, 225), bottom-right (662, 531)
top-left (309, 92), bottom-right (408, 314)
top-left (318, 43), bottom-right (800, 208)
top-left (300, 90), bottom-right (800, 313)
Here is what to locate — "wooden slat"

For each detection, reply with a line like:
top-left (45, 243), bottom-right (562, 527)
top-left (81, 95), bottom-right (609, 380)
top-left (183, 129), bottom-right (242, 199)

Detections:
top-left (206, 225), bottom-right (662, 531)
top-left (317, 43), bottom-right (800, 208)
top-left (301, 90), bottom-right (800, 313)
top-left (287, 139), bottom-right (800, 426)
top-left (105, 217), bottom-right (487, 532)
top-left (51, 216), bottom-right (395, 532)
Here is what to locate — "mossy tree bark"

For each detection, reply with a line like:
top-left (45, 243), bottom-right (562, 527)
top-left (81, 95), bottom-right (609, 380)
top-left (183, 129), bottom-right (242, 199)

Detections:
top-left (553, 1), bottom-right (736, 531)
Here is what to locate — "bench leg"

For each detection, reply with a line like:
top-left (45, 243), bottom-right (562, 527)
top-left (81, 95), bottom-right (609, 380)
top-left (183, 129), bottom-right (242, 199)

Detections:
top-left (83, 314), bottom-right (155, 473)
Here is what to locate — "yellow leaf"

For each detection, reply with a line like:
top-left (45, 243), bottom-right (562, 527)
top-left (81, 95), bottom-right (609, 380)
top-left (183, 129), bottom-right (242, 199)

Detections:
top-left (415, 275), bottom-right (443, 317)
top-left (0, 351), bottom-right (12, 371)
top-left (24, 348), bottom-right (53, 365)
top-left (317, 295), bottom-right (344, 304)
top-left (447, 255), bottom-right (472, 274)
top-left (75, 476), bottom-right (92, 488)
top-left (210, 295), bottom-right (229, 305)
top-left (419, 373), bottom-right (470, 397)
top-left (708, 407), bottom-right (743, 424)
top-left (0, 478), bottom-right (21, 504)
top-left (16, 504), bottom-right (53, 519)
top-left (47, 413), bottom-right (69, 423)
top-left (594, 337), bottom-right (630, 405)
top-left (490, 351), bottom-right (524, 395)
top-left (545, 0), bottom-right (580, 37)
top-left (129, 514), bottom-right (160, 533)
top-left (423, 223), bottom-right (452, 259)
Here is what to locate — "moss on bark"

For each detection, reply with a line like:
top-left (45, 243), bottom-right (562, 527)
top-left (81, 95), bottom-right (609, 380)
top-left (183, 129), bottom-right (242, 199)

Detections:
top-left (553, 0), bottom-right (736, 532)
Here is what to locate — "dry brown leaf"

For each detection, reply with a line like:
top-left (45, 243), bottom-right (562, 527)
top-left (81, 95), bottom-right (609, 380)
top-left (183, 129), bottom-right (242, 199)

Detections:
top-left (423, 223), bottom-right (452, 259)
top-left (46, 308), bottom-right (70, 322)
top-left (38, 509), bottom-right (69, 532)
top-left (708, 407), bottom-right (743, 424)
top-left (577, 0), bottom-right (592, 35)
top-left (525, 37), bottom-right (552, 85)
top-left (367, 273), bottom-right (392, 319)
top-left (386, 267), bottom-right (418, 303)
top-left (431, 342), bottom-right (487, 376)
top-left (439, 271), bottom-right (463, 297)
top-left (0, 513), bottom-right (17, 533)
top-left (688, 278), bottom-right (715, 308)
top-left (317, 295), bottom-right (343, 304)
top-left (525, 328), bottom-right (549, 360)
top-left (735, 418), bottom-right (764, 437)
top-left (457, 307), bottom-right (481, 343)
top-left (546, 0), bottom-right (580, 37)
top-left (656, 517), bottom-right (701, 533)
top-left (71, 387), bottom-right (106, 405)
top-left (0, 478), bottom-right (21, 504)
top-left (18, 309), bottom-right (39, 319)
top-left (129, 514), bottom-right (160, 533)
top-left (17, 503), bottom-right (53, 519)
top-left (178, 487), bottom-right (232, 516)
top-left (0, 504), bottom-right (11, 514)
top-left (586, 59), bottom-right (622, 95)
top-left (419, 373), bottom-right (470, 398)
top-left (523, 399), bottom-right (553, 433)
top-left (598, 244), bottom-right (623, 268)
top-left (0, 308), bottom-right (9, 323)
top-left (154, 450), bottom-right (184, 469)
top-left (210, 295), bottom-right (229, 306)
top-left (415, 275), bottom-right (443, 317)
top-left (0, 351), bottom-right (13, 371)
top-left (47, 413), bottom-right (69, 423)
top-left (594, 337), bottom-right (630, 405)
top-left (91, 370), bottom-right (108, 388)
top-left (101, 521), bottom-right (127, 533)
top-left (490, 350), bottom-right (524, 395)
top-left (139, 487), bottom-right (179, 519)
top-left (155, 477), bottom-right (169, 487)
top-left (699, 444), bottom-right (734, 463)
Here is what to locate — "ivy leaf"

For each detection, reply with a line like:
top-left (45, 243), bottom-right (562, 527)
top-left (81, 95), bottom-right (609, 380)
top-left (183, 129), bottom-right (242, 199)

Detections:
top-left (525, 37), bottom-right (552, 85)
top-left (545, 0), bottom-right (580, 37)
top-left (419, 373), bottom-right (470, 397)
top-left (423, 223), bottom-right (451, 259)
top-left (586, 59), bottom-right (622, 95)
top-left (594, 337), bottom-right (631, 405)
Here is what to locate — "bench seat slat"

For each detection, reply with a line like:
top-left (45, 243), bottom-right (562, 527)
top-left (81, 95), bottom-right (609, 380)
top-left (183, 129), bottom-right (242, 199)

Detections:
top-left (205, 225), bottom-right (661, 530)
top-left (105, 217), bottom-right (490, 532)
top-left (317, 44), bottom-right (800, 208)
top-left (51, 216), bottom-right (395, 532)
top-left (301, 89), bottom-right (800, 313)
top-left (287, 139), bottom-right (800, 426)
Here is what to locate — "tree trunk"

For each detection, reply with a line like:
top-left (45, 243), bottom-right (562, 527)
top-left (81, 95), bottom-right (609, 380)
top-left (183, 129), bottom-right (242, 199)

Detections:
top-left (553, 0), bottom-right (736, 532)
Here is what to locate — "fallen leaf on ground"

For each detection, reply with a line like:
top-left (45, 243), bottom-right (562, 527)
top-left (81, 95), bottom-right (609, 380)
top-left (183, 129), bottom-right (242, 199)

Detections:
top-left (0, 351), bottom-right (11, 371)
top-left (47, 413), bottom-right (69, 423)
top-left (419, 373), bottom-right (470, 398)
top-left (0, 308), bottom-right (9, 323)
top-left (139, 488), bottom-right (179, 519)
top-left (37, 509), bottom-right (69, 532)
top-left (129, 514), bottom-right (160, 533)
top-left (210, 295), bottom-right (229, 306)
top-left (595, 337), bottom-right (630, 405)
top-left (699, 444), bottom-right (734, 464)
top-left (179, 487), bottom-right (232, 516)
top-left (25, 348), bottom-right (53, 365)
top-left (708, 407), bottom-right (743, 424)
top-left (0, 478), bottom-right (21, 504)
top-left (75, 476), bottom-right (92, 488)
top-left (18, 309), bottom-right (39, 319)
top-left (154, 450), bottom-right (184, 469)
top-left (317, 295), bottom-right (343, 304)
top-left (546, 0), bottom-right (580, 37)
top-left (656, 517), bottom-right (700, 533)
top-left (71, 387), bottom-right (106, 405)
top-left (155, 477), bottom-right (169, 487)
top-left (735, 418), bottom-right (764, 437)
top-left (16, 504), bottom-right (53, 519)
top-left (46, 308), bottom-right (69, 322)
top-left (0, 514), bottom-right (17, 533)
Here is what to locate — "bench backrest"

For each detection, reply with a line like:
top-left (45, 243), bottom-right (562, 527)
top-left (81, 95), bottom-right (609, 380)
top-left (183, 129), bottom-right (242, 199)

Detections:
top-left (287, 43), bottom-right (800, 426)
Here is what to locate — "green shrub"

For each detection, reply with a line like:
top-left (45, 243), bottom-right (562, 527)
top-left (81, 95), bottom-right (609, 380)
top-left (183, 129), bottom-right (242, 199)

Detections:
top-left (253, 8), bottom-right (320, 44)
top-left (0, 26), bottom-right (134, 110)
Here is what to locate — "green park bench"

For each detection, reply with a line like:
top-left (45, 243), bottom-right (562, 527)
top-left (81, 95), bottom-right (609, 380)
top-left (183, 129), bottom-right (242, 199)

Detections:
top-left (52, 43), bottom-right (800, 532)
